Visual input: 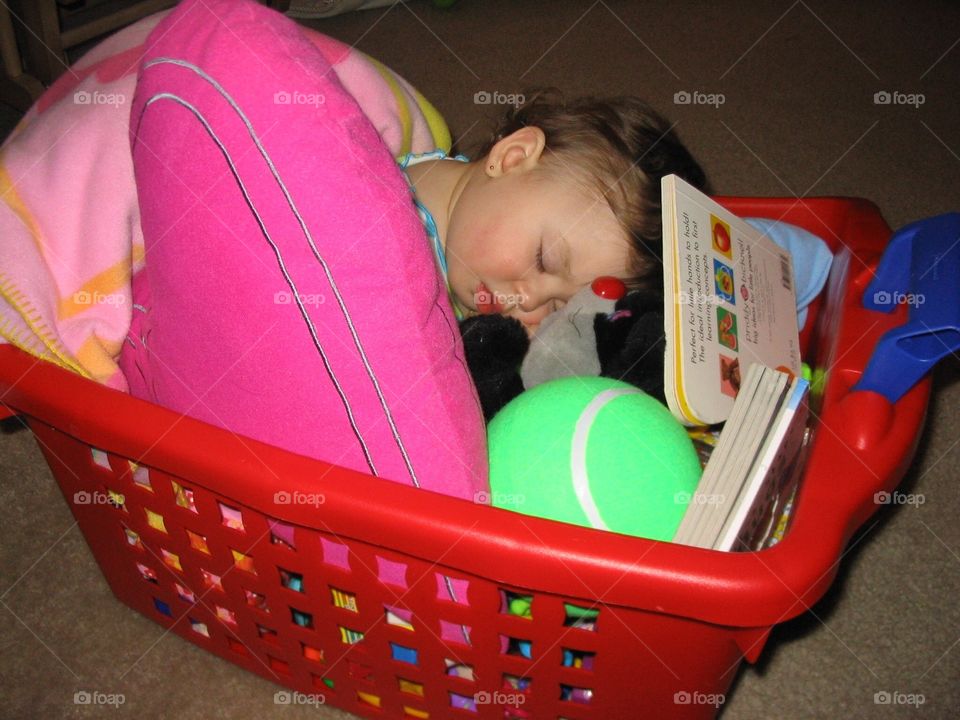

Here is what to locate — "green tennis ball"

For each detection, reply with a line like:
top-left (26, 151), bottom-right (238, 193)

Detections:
top-left (488, 377), bottom-right (701, 541)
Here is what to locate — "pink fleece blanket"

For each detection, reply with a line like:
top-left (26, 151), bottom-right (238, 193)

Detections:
top-left (0, 10), bottom-right (450, 390)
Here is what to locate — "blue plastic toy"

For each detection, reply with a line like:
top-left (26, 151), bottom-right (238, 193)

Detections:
top-left (858, 213), bottom-right (960, 402)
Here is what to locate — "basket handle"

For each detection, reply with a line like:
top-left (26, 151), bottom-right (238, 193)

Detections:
top-left (856, 213), bottom-right (960, 403)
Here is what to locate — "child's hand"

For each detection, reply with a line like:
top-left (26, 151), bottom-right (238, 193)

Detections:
top-left (508, 300), bottom-right (567, 338)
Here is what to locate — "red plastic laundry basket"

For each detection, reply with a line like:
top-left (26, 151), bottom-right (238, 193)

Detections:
top-left (0, 197), bottom-right (930, 719)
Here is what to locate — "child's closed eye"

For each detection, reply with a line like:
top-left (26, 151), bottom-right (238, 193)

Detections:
top-left (536, 241), bottom-right (546, 273)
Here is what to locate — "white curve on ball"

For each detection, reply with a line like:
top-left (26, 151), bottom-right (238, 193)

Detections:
top-left (570, 387), bottom-right (643, 530)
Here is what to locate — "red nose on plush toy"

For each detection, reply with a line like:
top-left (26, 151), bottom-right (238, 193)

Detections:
top-left (591, 276), bottom-right (627, 300)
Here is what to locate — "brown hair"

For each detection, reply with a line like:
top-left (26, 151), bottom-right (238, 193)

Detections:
top-left (475, 90), bottom-right (707, 290)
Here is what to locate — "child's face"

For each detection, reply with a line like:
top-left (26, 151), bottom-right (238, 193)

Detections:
top-left (444, 137), bottom-right (631, 333)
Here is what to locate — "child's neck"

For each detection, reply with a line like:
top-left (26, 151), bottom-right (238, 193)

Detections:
top-left (405, 158), bottom-right (476, 251)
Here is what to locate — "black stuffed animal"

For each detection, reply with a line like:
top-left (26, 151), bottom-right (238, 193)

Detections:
top-left (459, 287), bottom-right (666, 422)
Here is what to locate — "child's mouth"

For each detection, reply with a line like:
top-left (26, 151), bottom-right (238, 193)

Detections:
top-left (474, 282), bottom-right (504, 314)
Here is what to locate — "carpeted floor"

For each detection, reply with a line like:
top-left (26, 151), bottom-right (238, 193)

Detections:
top-left (1, 1), bottom-right (959, 718)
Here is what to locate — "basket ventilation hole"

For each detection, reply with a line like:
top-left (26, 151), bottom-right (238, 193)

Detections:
top-left (269, 519), bottom-right (296, 549)
top-left (503, 673), bottom-right (532, 692)
top-left (227, 637), bottom-right (250, 657)
top-left (320, 537), bottom-right (350, 570)
top-left (231, 549), bottom-right (256, 575)
top-left (215, 605), bottom-right (237, 626)
top-left (291, 608), bottom-right (314, 629)
top-left (440, 620), bottom-right (471, 646)
top-left (186, 529), bottom-right (210, 555)
top-left (268, 656), bottom-right (291, 675)
top-left (390, 643), bottom-right (418, 665)
top-left (403, 707), bottom-right (429, 718)
top-left (257, 624), bottom-right (278, 644)
top-left (136, 563), bottom-right (158, 584)
top-left (188, 618), bottom-right (209, 637)
top-left (560, 684), bottom-right (593, 704)
top-left (152, 597), bottom-right (172, 617)
top-left (331, 587), bottom-right (357, 611)
top-left (376, 556), bottom-right (408, 588)
top-left (218, 502), bottom-right (244, 531)
top-left (90, 447), bottom-right (111, 470)
top-left (562, 648), bottom-right (596, 671)
top-left (449, 692), bottom-right (477, 713)
top-left (129, 462), bottom-right (152, 491)
top-left (398, 678), bottom-right (424, 697)
top-left (106, 489), bottom-right (126, 513)
top-left (357, 691), bottom-right (381, 709)
top-left (201, 570), bottom-right (223, 592)
top-left (244, 588), bottom-right (268, 611)
top-left (302, 643), bottom-right (323, 662)
top-left (174, 583), bottom-right (195, 604)
top-left (311, 676), bottom-right (334, 691)
top-left (444, 659), bottom-right (474, 681)
top-left (160, 548), bottom-right (181, 572)
top-left (279, 568), bottom-right (304, 593)
top-left (500, 590), bottom-right (532, 618)
top-left (500, 635), bottom-right (532, 659)
top-left (172, 481), bottom-right (197, 512)
top-left (122, 526), bottom-right (143, 550)
top-left (385, 606), bottom-right (414, 631)
top-left (144, 508), bottom-right (165, 533)
top-left (339, 626), bottom-right (364, 644)
top-left (563, 602), bottom-right (599, 631)
top-left (435, 574), bottom-right (469, 604)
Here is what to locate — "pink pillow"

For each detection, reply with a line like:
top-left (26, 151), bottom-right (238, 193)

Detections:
top-left (120, 0), bottom-right (487, 499)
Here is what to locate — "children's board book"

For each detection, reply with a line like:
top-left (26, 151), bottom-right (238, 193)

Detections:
top-left (661, 174), bottom-right (802, 426)
top-left (673, 363), bottom-right (810, 551)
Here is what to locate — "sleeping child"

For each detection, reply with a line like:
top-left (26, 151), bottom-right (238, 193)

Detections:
top-left (404, 91), bottom-right (831, 345)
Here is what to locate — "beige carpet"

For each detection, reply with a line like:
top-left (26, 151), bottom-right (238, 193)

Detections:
top-left (2, 1), bottom-right (959, 718)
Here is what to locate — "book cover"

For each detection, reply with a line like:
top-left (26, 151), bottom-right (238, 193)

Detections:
top-left (661, 175), bottom-right (801, 426)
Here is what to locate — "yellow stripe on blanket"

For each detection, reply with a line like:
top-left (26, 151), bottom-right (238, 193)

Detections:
top-left (0, 274), bottom-right (89, 377)
top-left (75, 334), bottom-right (124, 384)
top-left (411, 87), bottom-right (452, 154)
top-left (57, 245), bottom-right (144, 320)
top-left (0, 160), bottom-right (47, 262)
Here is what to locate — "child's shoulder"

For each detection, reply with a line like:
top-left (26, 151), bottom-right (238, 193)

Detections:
top-left (398, 148), bottom-right (469, 168)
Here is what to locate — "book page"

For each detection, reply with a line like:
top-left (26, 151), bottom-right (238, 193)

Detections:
top-left (672, 362), bottom-right (764, 546)
top-left (693, 368), bottom-right (788, 547)
top-left (661, 175), bottom-right (801, 426)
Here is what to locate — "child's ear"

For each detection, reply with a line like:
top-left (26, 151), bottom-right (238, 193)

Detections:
top-left (486, 126), bottom-right (546, 177)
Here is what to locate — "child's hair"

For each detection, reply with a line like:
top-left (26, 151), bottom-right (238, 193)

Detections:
top-left (475, 90), bottom-right (707, 291)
